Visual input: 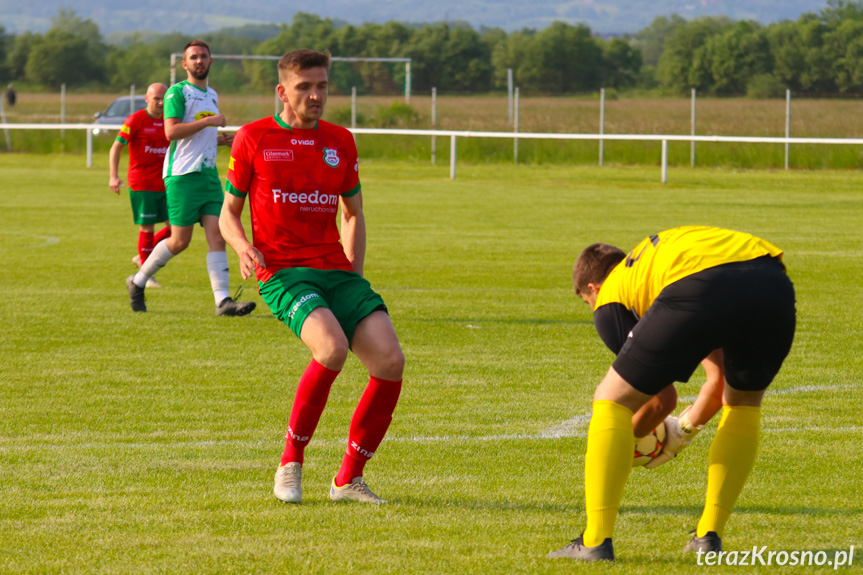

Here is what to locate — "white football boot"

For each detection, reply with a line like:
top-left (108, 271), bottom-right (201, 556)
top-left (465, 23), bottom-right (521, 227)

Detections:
top-left (329, 476), bottom-right (386, 504)
top-left (273, 462), bottom-right (302, 503)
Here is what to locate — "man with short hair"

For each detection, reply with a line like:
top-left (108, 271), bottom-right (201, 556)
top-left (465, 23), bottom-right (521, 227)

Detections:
top-left (548, 225), bottom-right (796, 561)
top-left (126, 39), bottom-right (254, 317)
top-left (109, 82), bottom-right (171, 288)
top-left (220, 49), bottom-right (404, 504)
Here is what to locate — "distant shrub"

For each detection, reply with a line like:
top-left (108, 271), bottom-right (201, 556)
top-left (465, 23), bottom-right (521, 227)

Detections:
top-left (746, 74), bottom-right (786, 99)
top-left (327, 106), bottom-right (366, 127)
top-left (377, 102), bottom-right (420, 128)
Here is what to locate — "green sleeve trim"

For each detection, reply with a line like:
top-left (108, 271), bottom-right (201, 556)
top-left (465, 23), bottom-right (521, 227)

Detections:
top-left (225, 180), bottom-right (248, 198)
top-left (164, 84), bottom-right (185, 120)
top-left (115, 136), bottom-right (129, 145)
top-left (341, 181), bottom-right (361, 198)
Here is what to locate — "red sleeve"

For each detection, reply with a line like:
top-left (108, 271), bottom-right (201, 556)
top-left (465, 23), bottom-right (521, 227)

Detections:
top-left (116, 112), bottom-right (137, 144)
top-left (226, 125), bottom-right (254, 195)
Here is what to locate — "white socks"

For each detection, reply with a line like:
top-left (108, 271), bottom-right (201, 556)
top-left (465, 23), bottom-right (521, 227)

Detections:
top-left (134, 245), bottom-right (231, 306)
top-left (133, 240), bottom-right (175, 287)
top-left (206, 251), bottom-right (230, 305)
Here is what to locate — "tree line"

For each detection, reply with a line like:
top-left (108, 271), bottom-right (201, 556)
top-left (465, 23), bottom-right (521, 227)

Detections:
top-left (3, 1), bottom-right (863, 97)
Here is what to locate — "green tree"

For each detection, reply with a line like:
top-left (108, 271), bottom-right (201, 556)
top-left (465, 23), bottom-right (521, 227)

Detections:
top-left (7, 32), bottom-right (37, 81)
top-left (700, 21), bottom-right (772, 95)
top-left (106, 37), bottom-right (168, 89)
top-left (631, 14), bottom-right (687, 68)
top-left (824, 19), bottom-right (863, 92)
top-left (490, 28), bottom-right (533, 91)
top-left (657, 16), bottom-right (732, 93)
top-left (600, 37), bottom-right (642, 89)
top-left (24, 9), bottom-right (107, 87)
top-left (406, 23), bottom-right (492, 92)
top-left (517, 22), bottom-right (602, 93)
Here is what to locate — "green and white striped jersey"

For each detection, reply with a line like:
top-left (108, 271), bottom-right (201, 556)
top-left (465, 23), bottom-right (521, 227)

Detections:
top-left (162, 81), bottom-right (220, 177)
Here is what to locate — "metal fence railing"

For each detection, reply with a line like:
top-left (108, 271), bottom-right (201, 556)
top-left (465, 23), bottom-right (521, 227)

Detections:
top-left (3, 123), bottom-right (863, 183)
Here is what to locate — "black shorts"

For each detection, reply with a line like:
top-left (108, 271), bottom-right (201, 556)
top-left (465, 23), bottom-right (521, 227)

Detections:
top-left (613, 256), bottom-right (796, 395)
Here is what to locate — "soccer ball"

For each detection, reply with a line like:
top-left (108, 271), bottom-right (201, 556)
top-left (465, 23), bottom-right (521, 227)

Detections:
top-left (633, 422), bottom-right (667, 467)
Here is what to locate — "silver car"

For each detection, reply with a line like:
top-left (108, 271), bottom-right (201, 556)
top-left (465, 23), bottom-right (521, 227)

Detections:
top-left (92, 95), bottom-right (147, 135)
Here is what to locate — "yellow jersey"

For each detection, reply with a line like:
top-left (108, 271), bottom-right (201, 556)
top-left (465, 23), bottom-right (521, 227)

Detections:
top-left (595, 226), bottom-right (784, 319)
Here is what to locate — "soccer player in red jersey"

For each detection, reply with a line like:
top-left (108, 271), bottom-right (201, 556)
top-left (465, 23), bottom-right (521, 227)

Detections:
top-left (220, 49), bottom-right (404, 504)
top-left (109, 83), bottom-right (171, 287)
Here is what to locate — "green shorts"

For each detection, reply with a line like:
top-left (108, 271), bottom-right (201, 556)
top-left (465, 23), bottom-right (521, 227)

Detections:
top-left (259, 268), bottom-right (387, 346)
top-left (164, 169), bottom-right (223, 227)
top-left (129, 189), bottom-right (169, 225)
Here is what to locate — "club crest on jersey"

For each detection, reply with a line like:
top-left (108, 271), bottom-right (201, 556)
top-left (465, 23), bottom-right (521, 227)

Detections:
top-left (323, 148), bottom-right (340, 167)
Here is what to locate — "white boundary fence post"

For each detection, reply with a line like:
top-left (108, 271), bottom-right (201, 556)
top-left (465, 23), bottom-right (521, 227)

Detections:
top-left (431, 87), bottom-right (437, 164)
top-left (514, 87), bottom-right (519, 164)
top-left (507, 69), bottom-right (514, 124)
top-left (785, 89), bottom-right (791, 170)
top-left (351, 86), bottom-right (357, 129)
top-left (405, 61), bottom-right (411, 103)
top-left (450, 135), bottom-right (457, 180)
top-left (599, 88), bottom-right (605, 167)
top-left (86, 128), bottom-right (93, 167)
top-left (60, 83), bottom-right (66, 151)
top-left (170, 54), bottom-right (177, 86)
top-left (0, 97), bottom-right (10, 150)
top-left (130, 84), bottom-right (135, 115)
top-left (274, 86), bottom-right (279, 115)
top-left (661, 139), bottom-right (668, 184)
top-left (691, 88), bottom-right (696, 167)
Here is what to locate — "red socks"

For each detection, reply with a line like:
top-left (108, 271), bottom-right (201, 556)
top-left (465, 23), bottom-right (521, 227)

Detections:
top-left (335, 376), bottom-right (402, 487)
top-left (154, 225), bottom-right (171, 246)
top-left (137, 231), bottom-right (154, 263)
top-left (137, 226), bottom-right (171, 264)
top-left (280, 359), bottom-right (340, 466)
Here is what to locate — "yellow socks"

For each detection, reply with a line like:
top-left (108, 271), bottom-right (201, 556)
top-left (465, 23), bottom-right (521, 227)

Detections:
top-left (583, 400), bottom-right (634, 547)
top-left (697, 405), bottom-right (761, 537)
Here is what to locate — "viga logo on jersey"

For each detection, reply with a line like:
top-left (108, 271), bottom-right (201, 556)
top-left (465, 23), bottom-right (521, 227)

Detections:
top-left (271, 188), bottom-right (338, 206)
top-left (194, 111), bottom-right (216, 121)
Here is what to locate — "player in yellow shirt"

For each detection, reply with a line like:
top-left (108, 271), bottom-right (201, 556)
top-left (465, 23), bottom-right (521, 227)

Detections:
top-left (548, 226), bottom-right (796, 561)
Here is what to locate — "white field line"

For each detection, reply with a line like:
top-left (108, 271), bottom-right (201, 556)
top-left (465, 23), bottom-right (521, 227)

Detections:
top-left (1, 384), bottom-right (859, 451)
top-left (0, 230), bottom-right (60, 250)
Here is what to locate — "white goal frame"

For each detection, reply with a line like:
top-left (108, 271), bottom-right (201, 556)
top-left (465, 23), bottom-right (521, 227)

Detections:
top-left (169, 53), bottom-right (412, 101)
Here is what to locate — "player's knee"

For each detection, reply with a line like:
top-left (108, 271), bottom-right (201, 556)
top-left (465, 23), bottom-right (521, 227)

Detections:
top-left (168, 236), bottom-right (190, 253)
top-left (314, 338), bottom-right (349, 370)
top-left (375, 346), bottom-right (405, 381)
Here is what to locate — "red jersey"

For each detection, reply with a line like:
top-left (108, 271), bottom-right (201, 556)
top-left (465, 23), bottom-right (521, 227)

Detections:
top-left (115, 109), bottom-right (169, 192)
top-left (226, 116), bottom-right (361, 283)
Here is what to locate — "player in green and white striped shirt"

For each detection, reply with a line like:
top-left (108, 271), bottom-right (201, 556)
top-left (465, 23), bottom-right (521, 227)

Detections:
top-left (126, 39), bottom-right (254, 317)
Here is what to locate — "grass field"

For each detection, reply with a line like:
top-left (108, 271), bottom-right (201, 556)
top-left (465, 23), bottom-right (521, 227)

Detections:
top-left (0, 154), bottom-right (861, 573)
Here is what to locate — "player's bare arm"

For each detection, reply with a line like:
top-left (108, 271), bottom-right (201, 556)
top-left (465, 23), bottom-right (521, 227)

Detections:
top-left (688, 349), bottom-right (725, 426)
top-left (108, 140), bottom-right (125, 194)
top-left (340, 192), bottom-right (366, 276)
top-left (164, 114), bottom-right (226, 142)
top-left (218, 132), bottom-right (234, 147)
top-left (219, 194), bottom-right (265, 281)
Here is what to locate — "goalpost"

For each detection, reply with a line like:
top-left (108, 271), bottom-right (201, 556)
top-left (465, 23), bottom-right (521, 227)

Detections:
top-left (169, 54), bottom-right (412, 102)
